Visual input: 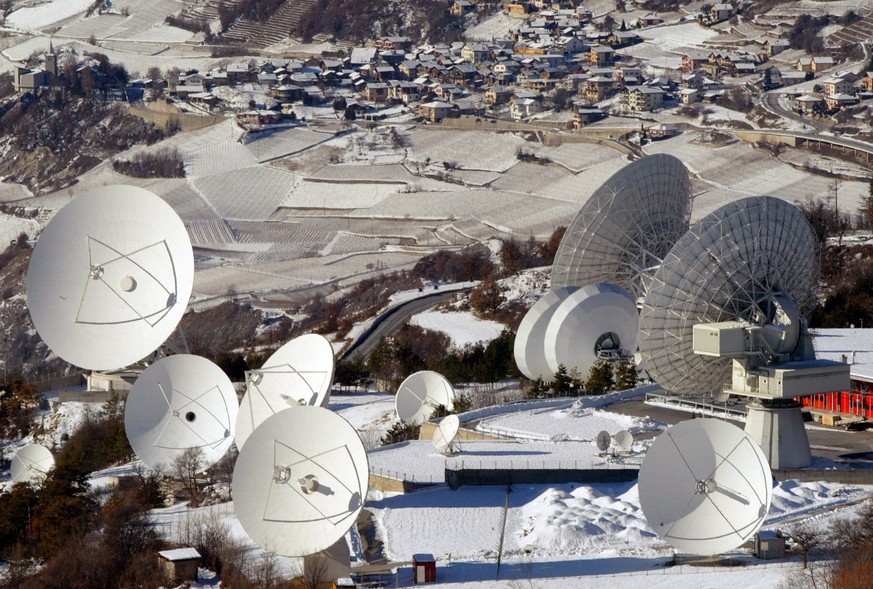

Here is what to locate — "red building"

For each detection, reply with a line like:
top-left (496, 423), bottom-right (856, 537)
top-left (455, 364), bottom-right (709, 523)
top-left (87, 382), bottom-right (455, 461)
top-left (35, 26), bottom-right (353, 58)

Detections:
top-left (802, 329), bottom-right (873, 421)
top-left (412, 553), bottom-right (437, 584)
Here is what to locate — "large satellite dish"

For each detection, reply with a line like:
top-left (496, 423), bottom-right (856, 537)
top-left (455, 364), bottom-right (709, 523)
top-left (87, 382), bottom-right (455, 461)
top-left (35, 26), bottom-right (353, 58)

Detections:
top-left (432, 414), bottom-right (461, 455)
top-left (236, 333), bottom-right (335, 450)
top-left (395, 371), bottom-right (455, 425)
top-left (27, 185), bottom-right (194, 371)
top-left (232, 406), bottom-right (369, 557)
top-left (124, 355), bottom-right (238, 470)
top-left (514, 286), bottom-right (579, 381)
top-left (638, 197), bottom-right (818, 396)
top-left (543, 283), bottom-right (638, 378)
top-left (10, 443), bottom-right (54, 485)
top-left (639, 418), bottom-right (772, 555)
top-left (551, 154), bottom-right (691, 300)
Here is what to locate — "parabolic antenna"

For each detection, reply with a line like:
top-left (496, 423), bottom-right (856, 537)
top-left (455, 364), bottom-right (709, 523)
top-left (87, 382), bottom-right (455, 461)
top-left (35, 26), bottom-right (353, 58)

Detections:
top-left (544, 283), bottom-right (638, 378)
top-left (514, 286), bottom-right (579, 381)
top-left (595, 430), bottom-right (611, 452)
top-left (551, 154), bottom-right (691, 300)
top-left (27, 185), bottom-right (194, 371)
top-left (236, 333), bottom-right (336, 450)
top-left (232, 405), bottom-right (369, 557)
top-left (10, 443), bottom-right (54, 485)
top-left (395, 370), bottom-right (455, 426)
top-left (124, 354), bottom-right (238, 470)
top-left (639, 197), bottom-right (818, 396)
top-left (432, 414), bottom-right (461, 453)
top-left (614, 430), bottom-right (633, 452)
top-left (639, 418), bottom-right (772, 555)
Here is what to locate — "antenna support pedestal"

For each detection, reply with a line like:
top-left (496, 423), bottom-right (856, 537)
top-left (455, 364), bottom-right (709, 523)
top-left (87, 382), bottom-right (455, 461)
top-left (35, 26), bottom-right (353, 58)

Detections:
top-left (745, 398), bottom-right (811, 469)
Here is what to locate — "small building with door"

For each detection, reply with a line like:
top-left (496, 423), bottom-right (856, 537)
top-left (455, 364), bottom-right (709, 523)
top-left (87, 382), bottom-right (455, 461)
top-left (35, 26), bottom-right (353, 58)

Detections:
top-left (412, 553), bottom-right (436, 584)
top-left (158, 548), bottom-right (200, 584)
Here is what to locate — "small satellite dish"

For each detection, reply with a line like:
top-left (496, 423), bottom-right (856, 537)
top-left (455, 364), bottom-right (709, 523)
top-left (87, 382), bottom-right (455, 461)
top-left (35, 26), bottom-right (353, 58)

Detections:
top-left (614, 430), bottom-right (633, 452)
top-left (124, 354), bottom-right (238, 470)
top-left (432, 414), bottom-right (461, 455)
top-left (514, 286), bottom-right (579, 382)
top-left (232, 405), bottom-right (369, 557)
top-left (639, 418), bottom-right (772, 555)
top-left (236, 333), bottom-right (335, 450)
top-left (595, 430), bottom-right (612, 453)
top-left (10, 443), bottom-right (54, 485)
top-left (395, 370), bottom-right (455, 425)
top-left (27, 185), bottom-right (194, 371)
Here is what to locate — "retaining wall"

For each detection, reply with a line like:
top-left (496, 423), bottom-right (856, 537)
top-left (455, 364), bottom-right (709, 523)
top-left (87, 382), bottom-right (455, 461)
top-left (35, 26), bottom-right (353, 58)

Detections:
top-left (445, 467), bottom-right (639, 490)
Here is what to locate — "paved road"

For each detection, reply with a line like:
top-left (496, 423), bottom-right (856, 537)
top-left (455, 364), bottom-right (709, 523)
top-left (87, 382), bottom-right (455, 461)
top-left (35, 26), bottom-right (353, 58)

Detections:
top-left (341, 288), bottom-right (470, 360)
top-left (608, 398), bottom-right (873, 462)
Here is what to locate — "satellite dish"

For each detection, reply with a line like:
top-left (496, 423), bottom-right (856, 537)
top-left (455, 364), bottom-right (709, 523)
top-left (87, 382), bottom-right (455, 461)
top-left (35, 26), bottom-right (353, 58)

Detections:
top-left (232, 405), bottom-right (369, 557)
top-left (236, 333), bottom-right (335, 450)
top-left (551, 154), bottom-right (691, 300)
top-left (395, 370), bottom-right (455, 425)
top-left (614, 430), bottom-right (633, 452)
top-left (595, 430), bottom-right (611, 452)
top-left (27, 185), bottom-right (194, 371)
top-left (639, 418), bottom-right (772, 555)
top-left (639, 197), bottom-right (818, 396)
top-left (124, 354), bottom-right (238, 470)
top-left (514, 286), bottom-right (579, 381)
top-left (543, 283), bottom-right (638, 378)
top-left (432, 414), bottom-right (461, 455)
top-left (10, 443), bottom-right (54, 485)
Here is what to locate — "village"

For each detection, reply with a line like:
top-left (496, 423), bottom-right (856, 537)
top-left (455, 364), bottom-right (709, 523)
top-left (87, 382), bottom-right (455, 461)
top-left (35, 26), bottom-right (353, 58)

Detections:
top-left (7, 1), bottom-right (873, 133)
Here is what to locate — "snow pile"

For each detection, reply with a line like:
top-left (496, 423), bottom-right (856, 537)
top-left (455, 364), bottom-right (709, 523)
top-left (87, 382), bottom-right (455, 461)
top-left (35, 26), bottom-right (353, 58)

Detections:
top-left (410, 310), bottom-right (506, 348)
top-left (765, 479), bottom-right (868, 525)
top-left (512, 483), bottom-right (655, 555)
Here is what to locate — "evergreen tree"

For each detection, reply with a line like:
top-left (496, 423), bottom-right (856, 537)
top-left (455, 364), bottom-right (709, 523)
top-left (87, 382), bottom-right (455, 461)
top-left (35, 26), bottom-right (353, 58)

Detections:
top-left (550, 364), bottom-right (572, 397)
top-left (614, 356), bottom-right (639, 391)
top-left (585, 359), bottom-right (614, 395)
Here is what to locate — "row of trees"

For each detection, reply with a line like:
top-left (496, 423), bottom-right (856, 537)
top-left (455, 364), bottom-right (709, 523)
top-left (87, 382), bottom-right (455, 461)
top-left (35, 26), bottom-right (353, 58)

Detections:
top-left (525, 356), bottom-right (639, 399)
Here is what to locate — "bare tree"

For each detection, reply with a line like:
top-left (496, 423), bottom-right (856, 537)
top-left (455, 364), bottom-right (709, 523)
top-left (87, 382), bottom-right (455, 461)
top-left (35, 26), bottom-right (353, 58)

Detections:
top-left (302, 551), bottom-right (330, 589)
top-left (171, 447), bottom-right (205, 506)
top-left (787, 521), bottom-right (824, 569)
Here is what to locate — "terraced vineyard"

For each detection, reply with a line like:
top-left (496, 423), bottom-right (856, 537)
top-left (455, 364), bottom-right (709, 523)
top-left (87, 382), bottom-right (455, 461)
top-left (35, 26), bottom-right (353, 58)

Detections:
top-left (222, 0), bottom-right (319, 48)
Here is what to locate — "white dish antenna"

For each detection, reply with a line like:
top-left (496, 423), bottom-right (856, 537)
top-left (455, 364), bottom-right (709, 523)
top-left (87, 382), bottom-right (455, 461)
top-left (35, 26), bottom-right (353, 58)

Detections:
top-left (639, 197), bottom-right (818, 396)
top-left (614, 430), bottom-right (633, 452)
top-left (551, 154), bottom-right (691, 300)
top-left (395, 370), bottom-right (455, 425)
top-left (639, 418), bottom-right (772, 555)
top-left (543, 283), bottom-right (638, 378)
top-left (10, 443), bottom-right (54, 485)
top-left (232, 406), bottom-right (369, 557)
top-left (27, 185), bottom-right (194, 371)
top-left (432, 414), bottom-right (461, 455)
top-left (124, 354), bottom-right (238, 470)
top-left (514, 286), bottom-right (579, 382)
top-left (595, 430), bottom-right (611, 453)
top-left (236, 333), bottom-right (335, 450)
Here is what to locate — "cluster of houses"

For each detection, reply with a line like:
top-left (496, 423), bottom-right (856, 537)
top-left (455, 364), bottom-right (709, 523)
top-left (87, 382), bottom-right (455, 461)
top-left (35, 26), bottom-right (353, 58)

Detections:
top-left (10, 1), bottom-right (871, 128)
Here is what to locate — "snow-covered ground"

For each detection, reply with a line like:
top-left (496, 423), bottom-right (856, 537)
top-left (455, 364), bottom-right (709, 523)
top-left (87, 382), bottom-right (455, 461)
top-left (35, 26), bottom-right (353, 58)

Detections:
top-left (410, 310), bottom-right (506, 348)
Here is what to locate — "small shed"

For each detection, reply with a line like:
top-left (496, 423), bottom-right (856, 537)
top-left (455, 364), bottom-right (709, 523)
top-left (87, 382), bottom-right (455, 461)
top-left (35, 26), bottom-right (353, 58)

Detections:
top-left (333, 578), bottom-right (356, 589)
top-left (756, 530), bottom-right (786, 559)
top-left (158, 547), bottom-right (201, 584)
top-left (412, 553), bottom-right (436, 584)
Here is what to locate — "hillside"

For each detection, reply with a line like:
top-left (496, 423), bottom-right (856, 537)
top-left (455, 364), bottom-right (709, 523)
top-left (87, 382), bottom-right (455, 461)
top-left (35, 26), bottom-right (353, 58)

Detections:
top-left (0, 93), bottom-right (166, 195)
